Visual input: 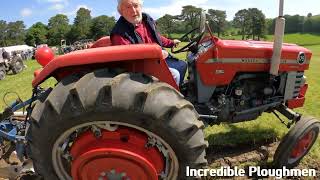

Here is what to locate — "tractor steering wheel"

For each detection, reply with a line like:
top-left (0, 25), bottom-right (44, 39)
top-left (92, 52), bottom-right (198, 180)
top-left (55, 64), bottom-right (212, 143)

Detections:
top-left (171, 28), bottom-right (204, 54)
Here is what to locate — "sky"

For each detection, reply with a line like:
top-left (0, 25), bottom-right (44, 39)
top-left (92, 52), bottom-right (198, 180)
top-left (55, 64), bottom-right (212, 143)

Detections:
top-left (0, 0), bottom-right (319, 28)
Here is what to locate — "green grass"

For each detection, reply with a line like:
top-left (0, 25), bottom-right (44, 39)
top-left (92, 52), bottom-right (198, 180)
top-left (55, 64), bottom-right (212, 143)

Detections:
top-left (265, 33), bottom-right (320, 46)
top-left (0, 60), bottom-right (56, 111)
top-left (165, 32), bottom-right (320, 46)
top-left (0, 35), bottom-right (320, 166)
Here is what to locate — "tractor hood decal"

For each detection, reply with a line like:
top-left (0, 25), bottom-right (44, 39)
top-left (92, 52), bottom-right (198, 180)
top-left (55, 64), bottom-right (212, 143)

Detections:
top-left (206, 58), bottom-right (310, 65)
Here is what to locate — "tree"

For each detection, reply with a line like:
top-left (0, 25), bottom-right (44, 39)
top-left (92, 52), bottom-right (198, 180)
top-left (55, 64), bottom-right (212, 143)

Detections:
top-left (233, 9), bottom-right (249, 40)
top-left (311, 16), bottom-right (320, 33)
top-left (284, 15), bottom-right (304, 33)
top-left (156, 14), bottom-right (176, 36)
top-left (47, 14), bottom-right (70, 46)
top-left (265, 18), bottom-right (276, 35)
top-left (233, 8), bottom-right (266, 40)
top-left (90, 15), bottom-right (115, 40)
top-left (304, 18), bottom-right (313, 33)
top-left (207, 9), bottom-right (227, 37)
top-left (6, 21), bottom-right (26, 46)
top-left (247, 8), bottom-right (266, 40)
top-left (0, 20), bottom-right (7, 46)
top-left (72, 8), bottom-right (92, 42)
top-left (180, 5), bottom-right (202, 32)
top-left (25, 22), bottom-right (48, 46)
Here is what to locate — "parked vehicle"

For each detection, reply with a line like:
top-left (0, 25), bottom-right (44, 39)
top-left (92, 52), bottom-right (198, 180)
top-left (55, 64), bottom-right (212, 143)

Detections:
top-left (0, 52), bottom-right (24, 80)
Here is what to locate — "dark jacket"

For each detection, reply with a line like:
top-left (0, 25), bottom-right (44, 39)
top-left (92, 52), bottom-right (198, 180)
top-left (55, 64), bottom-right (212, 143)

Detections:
top-left (111, 13), bottom-right (163, 46)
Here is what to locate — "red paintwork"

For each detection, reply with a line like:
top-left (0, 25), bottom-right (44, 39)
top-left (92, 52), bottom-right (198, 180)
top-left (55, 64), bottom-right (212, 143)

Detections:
top-left (33, 35), bottom-right (312, 108)
top-left (196, 38), bottom-right (312, 86)
top-left (35, 47), bottom-right (55, 67)
top-left (287, 97), bottom-right (306, 109)
top-left (287, 84), bottom-right (308, 109)
top-left (70, 127), bottom-right (164, 180)
top-left (90, 36), bottom-right (112, 48)
top-left (33, 68), bottom-right (42, 78)
top-left (290, 130), bottom-right (315, 159)
top-left (32, 44), bottom-right (178, 89)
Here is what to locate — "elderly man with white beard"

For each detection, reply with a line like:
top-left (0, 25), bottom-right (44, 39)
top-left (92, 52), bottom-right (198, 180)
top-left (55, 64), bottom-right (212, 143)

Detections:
top-left (111, 0), bottom-right (187, 85)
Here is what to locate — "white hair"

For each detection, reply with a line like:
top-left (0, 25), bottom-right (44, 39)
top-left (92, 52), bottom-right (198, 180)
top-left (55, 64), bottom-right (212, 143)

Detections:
top-left (117, 0), bottom-right (143, 14)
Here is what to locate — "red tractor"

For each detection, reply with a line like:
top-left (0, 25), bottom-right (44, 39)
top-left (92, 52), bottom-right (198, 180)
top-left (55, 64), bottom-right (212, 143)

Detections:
top-left (0, 1), bottom-right (319, 179)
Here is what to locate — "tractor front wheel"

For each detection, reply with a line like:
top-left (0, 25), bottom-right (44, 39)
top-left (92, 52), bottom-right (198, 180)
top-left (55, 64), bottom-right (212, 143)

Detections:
top-left (28, 69), bottom-right (208, 180)
top-left (273, 116), bottom-right (320, 168)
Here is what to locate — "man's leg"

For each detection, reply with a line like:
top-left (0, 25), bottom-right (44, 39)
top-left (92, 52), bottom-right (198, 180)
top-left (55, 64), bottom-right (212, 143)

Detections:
top-left (165, 58), bottom-right (187, 84)
top-left (169, 68), bottom-right (180, 86)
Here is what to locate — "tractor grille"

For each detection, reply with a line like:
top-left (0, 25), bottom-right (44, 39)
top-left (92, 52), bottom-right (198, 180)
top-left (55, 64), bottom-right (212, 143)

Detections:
top-left (284, 71), bottom-right (305, 101)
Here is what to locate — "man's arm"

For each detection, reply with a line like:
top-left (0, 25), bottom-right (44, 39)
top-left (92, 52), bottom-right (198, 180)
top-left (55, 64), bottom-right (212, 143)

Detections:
top-left (159, 35), bottom-right (174, 48)
top-left (159, 35), bottom-right (181, 48)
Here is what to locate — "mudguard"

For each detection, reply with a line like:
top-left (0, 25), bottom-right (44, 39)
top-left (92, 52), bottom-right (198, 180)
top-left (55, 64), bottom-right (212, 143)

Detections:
top-left (32, 44), bottom-right (178, 89)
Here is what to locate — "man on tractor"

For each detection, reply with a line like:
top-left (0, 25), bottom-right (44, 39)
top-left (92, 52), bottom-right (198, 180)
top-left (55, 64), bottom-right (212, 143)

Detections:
top-left (111, 0), bottom-right (187, 85)
top-left (1, 48), bottom-right (9, 60)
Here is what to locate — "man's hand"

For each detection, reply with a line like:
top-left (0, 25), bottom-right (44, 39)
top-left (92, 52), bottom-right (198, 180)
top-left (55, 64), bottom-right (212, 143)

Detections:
top-left (173, 39), bottom-right (181, 47)
top-left (162, 50), bottom-right (169, 59)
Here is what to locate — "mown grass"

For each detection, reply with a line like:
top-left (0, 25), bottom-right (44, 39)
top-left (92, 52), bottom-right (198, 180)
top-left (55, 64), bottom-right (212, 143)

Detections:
top-left (221, 33), bottom-right (320, 46)
top-left (0, 60), bottom-right (56, 110)
top-left (0, 35), bottom-right (319, 165)
top-left (266, 33), bottom-right (320, 46)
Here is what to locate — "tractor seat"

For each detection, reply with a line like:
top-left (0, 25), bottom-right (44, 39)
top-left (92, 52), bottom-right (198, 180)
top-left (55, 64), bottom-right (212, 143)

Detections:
top-left (90, 36), bottom-right (112, 48)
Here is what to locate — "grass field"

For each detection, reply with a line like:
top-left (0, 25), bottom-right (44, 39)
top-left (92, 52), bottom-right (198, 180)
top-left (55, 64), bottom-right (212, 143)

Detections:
top-left (172, 32), bottom-right (320, 46)
top-left (0, 34), bottom-right (319, 167)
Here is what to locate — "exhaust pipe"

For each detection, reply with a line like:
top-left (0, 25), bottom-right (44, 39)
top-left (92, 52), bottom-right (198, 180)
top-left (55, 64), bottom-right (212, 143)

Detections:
top-left (270, 0), bottom-right (285, 76)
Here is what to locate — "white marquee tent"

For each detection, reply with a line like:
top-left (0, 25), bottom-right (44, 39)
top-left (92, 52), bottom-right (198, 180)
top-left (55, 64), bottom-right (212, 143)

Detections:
top-left (1, 45), bottom-right (34, 55)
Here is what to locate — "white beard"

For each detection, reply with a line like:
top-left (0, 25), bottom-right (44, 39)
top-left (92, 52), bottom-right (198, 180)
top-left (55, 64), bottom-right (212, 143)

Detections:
top-left (130, 15), bottom-right (142, 25)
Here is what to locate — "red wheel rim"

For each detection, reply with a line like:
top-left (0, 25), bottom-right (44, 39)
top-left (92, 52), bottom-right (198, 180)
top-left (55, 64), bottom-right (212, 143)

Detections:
top-left (290, 130), bottom-right (315, 159)
top-left (70, 127), bottom-right (165, 180)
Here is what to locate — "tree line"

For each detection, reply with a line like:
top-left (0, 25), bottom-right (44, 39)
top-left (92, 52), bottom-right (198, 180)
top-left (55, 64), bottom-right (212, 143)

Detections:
top-left (0, 8), bottom-right (115, 47)
top-left (0, 6), bottom-right (319, 47)
top-left (157, 6), bottom-right (320, 40)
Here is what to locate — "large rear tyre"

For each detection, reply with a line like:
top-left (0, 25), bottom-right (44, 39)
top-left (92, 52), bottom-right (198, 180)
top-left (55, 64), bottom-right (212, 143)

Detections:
top-left (28, 69), bottom-right (208, 180)
top-left (11, 57), bottom-right (24, 74)
top-left (0, 66), bottom-right (5, 80)
top-left (273, 116), bottom-right (320, 168)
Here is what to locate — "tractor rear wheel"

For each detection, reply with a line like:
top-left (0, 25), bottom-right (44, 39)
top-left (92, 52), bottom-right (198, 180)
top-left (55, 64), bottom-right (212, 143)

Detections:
top-left (28, 69), bottom-right (208, 180)
top-left (273, 116), bottom-right (320, 168)
top-left (11, 57), bottom-right (24, 74)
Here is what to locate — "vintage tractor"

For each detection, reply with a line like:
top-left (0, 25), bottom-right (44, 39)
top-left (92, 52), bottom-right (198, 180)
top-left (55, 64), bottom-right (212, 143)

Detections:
top-left (0, 54), bottom-right (25, 80)
top-left (0, 0), bottom-right (319, 179)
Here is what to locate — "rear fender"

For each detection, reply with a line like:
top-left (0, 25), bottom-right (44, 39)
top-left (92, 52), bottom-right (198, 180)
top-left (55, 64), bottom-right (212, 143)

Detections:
top-left (32, 44), bottom-right (178, 89)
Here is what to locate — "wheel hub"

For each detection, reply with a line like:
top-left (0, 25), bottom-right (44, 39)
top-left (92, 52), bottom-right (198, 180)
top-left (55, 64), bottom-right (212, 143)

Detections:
top-left (290, 130), bottom-right (315, 159)
top-left (70, 127), bottom-right (165, 180)
top-left (99, 169), bottom-right (128, 180)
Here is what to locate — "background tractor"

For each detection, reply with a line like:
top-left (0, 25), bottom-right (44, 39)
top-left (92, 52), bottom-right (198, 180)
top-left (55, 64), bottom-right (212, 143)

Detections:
top-left (0, 0), bottom-right (319, 179)
top-left (0, 50), bottom-right (25, 80)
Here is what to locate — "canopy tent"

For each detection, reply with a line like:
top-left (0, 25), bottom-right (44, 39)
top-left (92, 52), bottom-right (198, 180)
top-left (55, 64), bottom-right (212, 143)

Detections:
top-left (1, 45), bottom-right (34, 54)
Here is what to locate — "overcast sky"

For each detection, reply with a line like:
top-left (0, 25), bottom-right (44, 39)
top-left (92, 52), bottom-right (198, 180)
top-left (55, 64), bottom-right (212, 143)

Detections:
top-left (0, 0), bottom-right (318, 27)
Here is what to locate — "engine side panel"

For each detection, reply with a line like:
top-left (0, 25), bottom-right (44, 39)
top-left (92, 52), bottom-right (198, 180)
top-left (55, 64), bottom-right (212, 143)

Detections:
top-left (196, 39), bottom-right (311, 86)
